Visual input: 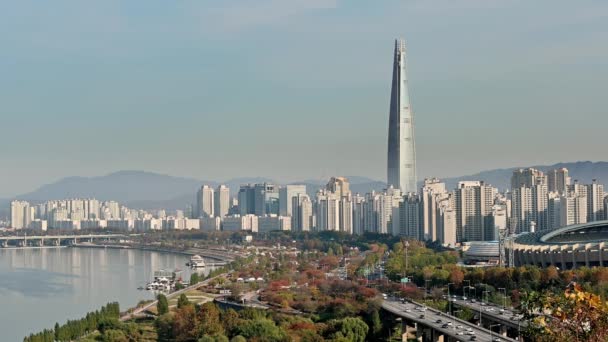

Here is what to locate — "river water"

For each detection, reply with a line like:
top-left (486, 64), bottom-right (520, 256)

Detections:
top-left (0, 247), bottom-right (211, 341)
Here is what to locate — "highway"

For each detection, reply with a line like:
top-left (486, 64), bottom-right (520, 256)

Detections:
top-left (383, 298), bottom-right (517, 342)
top-left (450, 296), bottom-right (525, 330)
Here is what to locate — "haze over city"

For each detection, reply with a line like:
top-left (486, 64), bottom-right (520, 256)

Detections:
top-left (2, 0), bottom-right (607, 198)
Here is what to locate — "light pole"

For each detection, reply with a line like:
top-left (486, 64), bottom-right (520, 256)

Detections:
top-left (482, 289), bottom-right (491, 327)
top-left (464, 280), bottom-right (471, 298)
top-left (498, 287), bottom-right (507, 311)
top-left (490, 323), bottom-right (501, 341)
top-left (453, 309), bottom-right (462, 333)
top-left (447, 283), bottom-right (454, 316)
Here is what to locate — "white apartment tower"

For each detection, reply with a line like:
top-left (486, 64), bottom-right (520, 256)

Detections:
top-left (421, 178), bottom-right (447, 241)
top-left (560, 194), bottom-right (587, 226)
top-left (292, 194), bottom-right (313, 232)
top-left (214, 185), bottom-right (230, 218)
top-left (547, 168), bottom-right (570, 194)
top-left (197, 185), bottom-right (214, 218)
top-left (10, 200), bottom-right (32, 229)
top-left (586, 180), bottom-right (605, 222)
top-left (454, 181), bottom-right (497, 242)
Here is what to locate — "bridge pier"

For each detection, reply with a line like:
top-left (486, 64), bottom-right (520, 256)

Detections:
top-left (401, 320), bottom-right (418, 341)
top-left (1, 241), bottom-right (7, 248)
top-left (416, 326), bottom-right (444, 342)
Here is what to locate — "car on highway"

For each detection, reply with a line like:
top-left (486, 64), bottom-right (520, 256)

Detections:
top-left (442, 324), bottom-right (448, 328)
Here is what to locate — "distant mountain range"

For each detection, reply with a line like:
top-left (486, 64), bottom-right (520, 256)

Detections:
top-left (2, 161), bottom-right (607, 214)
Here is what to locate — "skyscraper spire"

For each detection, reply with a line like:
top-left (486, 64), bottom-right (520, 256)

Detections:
top-left (387, 38), bottom-right (417, 193)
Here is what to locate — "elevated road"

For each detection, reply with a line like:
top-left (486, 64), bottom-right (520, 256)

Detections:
top-left (451, 296), bottom-right (525, 331)
top-left (383, 298), bottom-right (517, 342)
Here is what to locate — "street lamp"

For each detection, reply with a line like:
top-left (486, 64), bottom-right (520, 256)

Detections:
top-left (447, 283), bottom-right (454, 316)
top-left (490, 323), bottom-right (501, 341)
top-left (453, 309), bottom-right (463, 333)
top-left (498, 288), bottom-right (507, 311)
top-left (463, 280), bottom-right (471, 298)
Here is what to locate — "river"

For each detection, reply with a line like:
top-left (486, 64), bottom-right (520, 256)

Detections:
top-left (0, 247), bottom-right (213, 341)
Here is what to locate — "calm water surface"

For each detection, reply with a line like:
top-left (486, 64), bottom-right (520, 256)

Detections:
top-left (0, 247), bottom-right (210, 341)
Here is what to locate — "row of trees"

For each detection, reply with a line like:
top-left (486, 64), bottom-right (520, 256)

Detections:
top-left (23, 302), bottom-right (120, 342)
top-left (156, 301), bottom-right (372, 342)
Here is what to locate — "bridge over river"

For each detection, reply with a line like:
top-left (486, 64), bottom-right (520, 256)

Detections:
top-left (0, 233), bottom-right (132, 247)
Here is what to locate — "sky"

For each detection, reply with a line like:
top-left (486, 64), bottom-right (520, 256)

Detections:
top-left (1, 0), bottom-right (607, 198)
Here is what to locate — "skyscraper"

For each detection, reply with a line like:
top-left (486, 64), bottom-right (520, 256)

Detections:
top-left (196, 185), bottom-right (214, 218)
top-left (387, 38), bottom-right (417, 193)
top-left (214, 185), bottom-right (230, 218)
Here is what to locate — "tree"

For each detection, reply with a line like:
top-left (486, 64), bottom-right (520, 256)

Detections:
top-left (177, 294), bottom-right (190, 309)
top-left (173, 305), bottom-right (199, 342)
top-left (190, 273), bottom-right (200, 285)
top-left (235, 318), bottom-right (288, 341)
top-left (157, 294), bottom-right (169, 315)
top-left (101, 329), bottom-right (128, 342)
top-left (155, 313), bottom-right (174, 342)
top-left (369, 309), bottom-right (382, 337)
top-left (326, 317), bottom-right (368, 342)
top-left (230, 336), bottom-right (247, 342)
top-left (522, 284), bottom-right (608, 341)
top-left (197, 302), bottom-right (224, 336)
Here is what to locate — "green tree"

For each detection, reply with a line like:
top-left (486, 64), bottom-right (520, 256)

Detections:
top-left (177, 293), bottom-right (190, 309)
top-left (101, 329), bottom-right (128, 342)
top-left (235, 318), bottom-right (288, 341)
top-left (155, 313), bottom-right (174, 342)
top-left (326, 317), bottom-right (368, 342)
top-left (369, 309), bottom-right (382, 337)
top-left (230, 336), bottom-right (247, 342)
top-left (190, 273), bottom-right (200, 285)
top-left (157, 294), bottom-right (169, 315)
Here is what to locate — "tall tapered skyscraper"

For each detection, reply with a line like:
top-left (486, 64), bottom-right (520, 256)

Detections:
top-left (387, 38), bottom-right (417, 193)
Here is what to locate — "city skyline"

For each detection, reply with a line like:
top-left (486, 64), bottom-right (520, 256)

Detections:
top-left (2, 1), bottom-right (608, 198)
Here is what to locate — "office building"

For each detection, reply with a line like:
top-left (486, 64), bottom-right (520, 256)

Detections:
top-left (387, 38), bottom-right (417, 193)
top-left (279, 185), bottom-right (307, 217)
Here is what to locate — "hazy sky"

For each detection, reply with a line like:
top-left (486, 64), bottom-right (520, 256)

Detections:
top-left (1, 0), bottom-right (607, 198)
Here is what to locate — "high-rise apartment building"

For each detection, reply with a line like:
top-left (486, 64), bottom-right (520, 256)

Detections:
top-left (586, 180), bottom-right (605, 222)
top-left (510, 168), bottom-right (546, 189)
top-left (291, 194), bottom-right (312, 232)
top-left (394, 193), bottom-right (421, 239)
top-left (560, 194), bottom-right (587, 227)
top-left (387, 39), bottom-right (417, 193)
top-left (315, 177), bottom-right (353, 234)
top-left (214, 185), bottom-right (230, 218)
top-left (196, 185), bottom-right (214, 218)
top-left (421, 178), bottom-right (447, 241)
top-left (454, 181), bottom-right (497, 242)
top-left (10, 200), bottom-right (31, 229)
top-left (351, 193), bottom-right (365, 235)
top-left (547, 168), bottom-right (570, 194)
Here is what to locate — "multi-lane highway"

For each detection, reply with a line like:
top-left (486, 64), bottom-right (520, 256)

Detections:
top-left (383, 298), bottom-right (517, 342)
top-left (450, 296), bottom-right (526, 331)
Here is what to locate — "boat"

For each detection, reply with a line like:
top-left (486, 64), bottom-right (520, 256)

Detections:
top-left (188, 255), bottom-right (206, 268)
